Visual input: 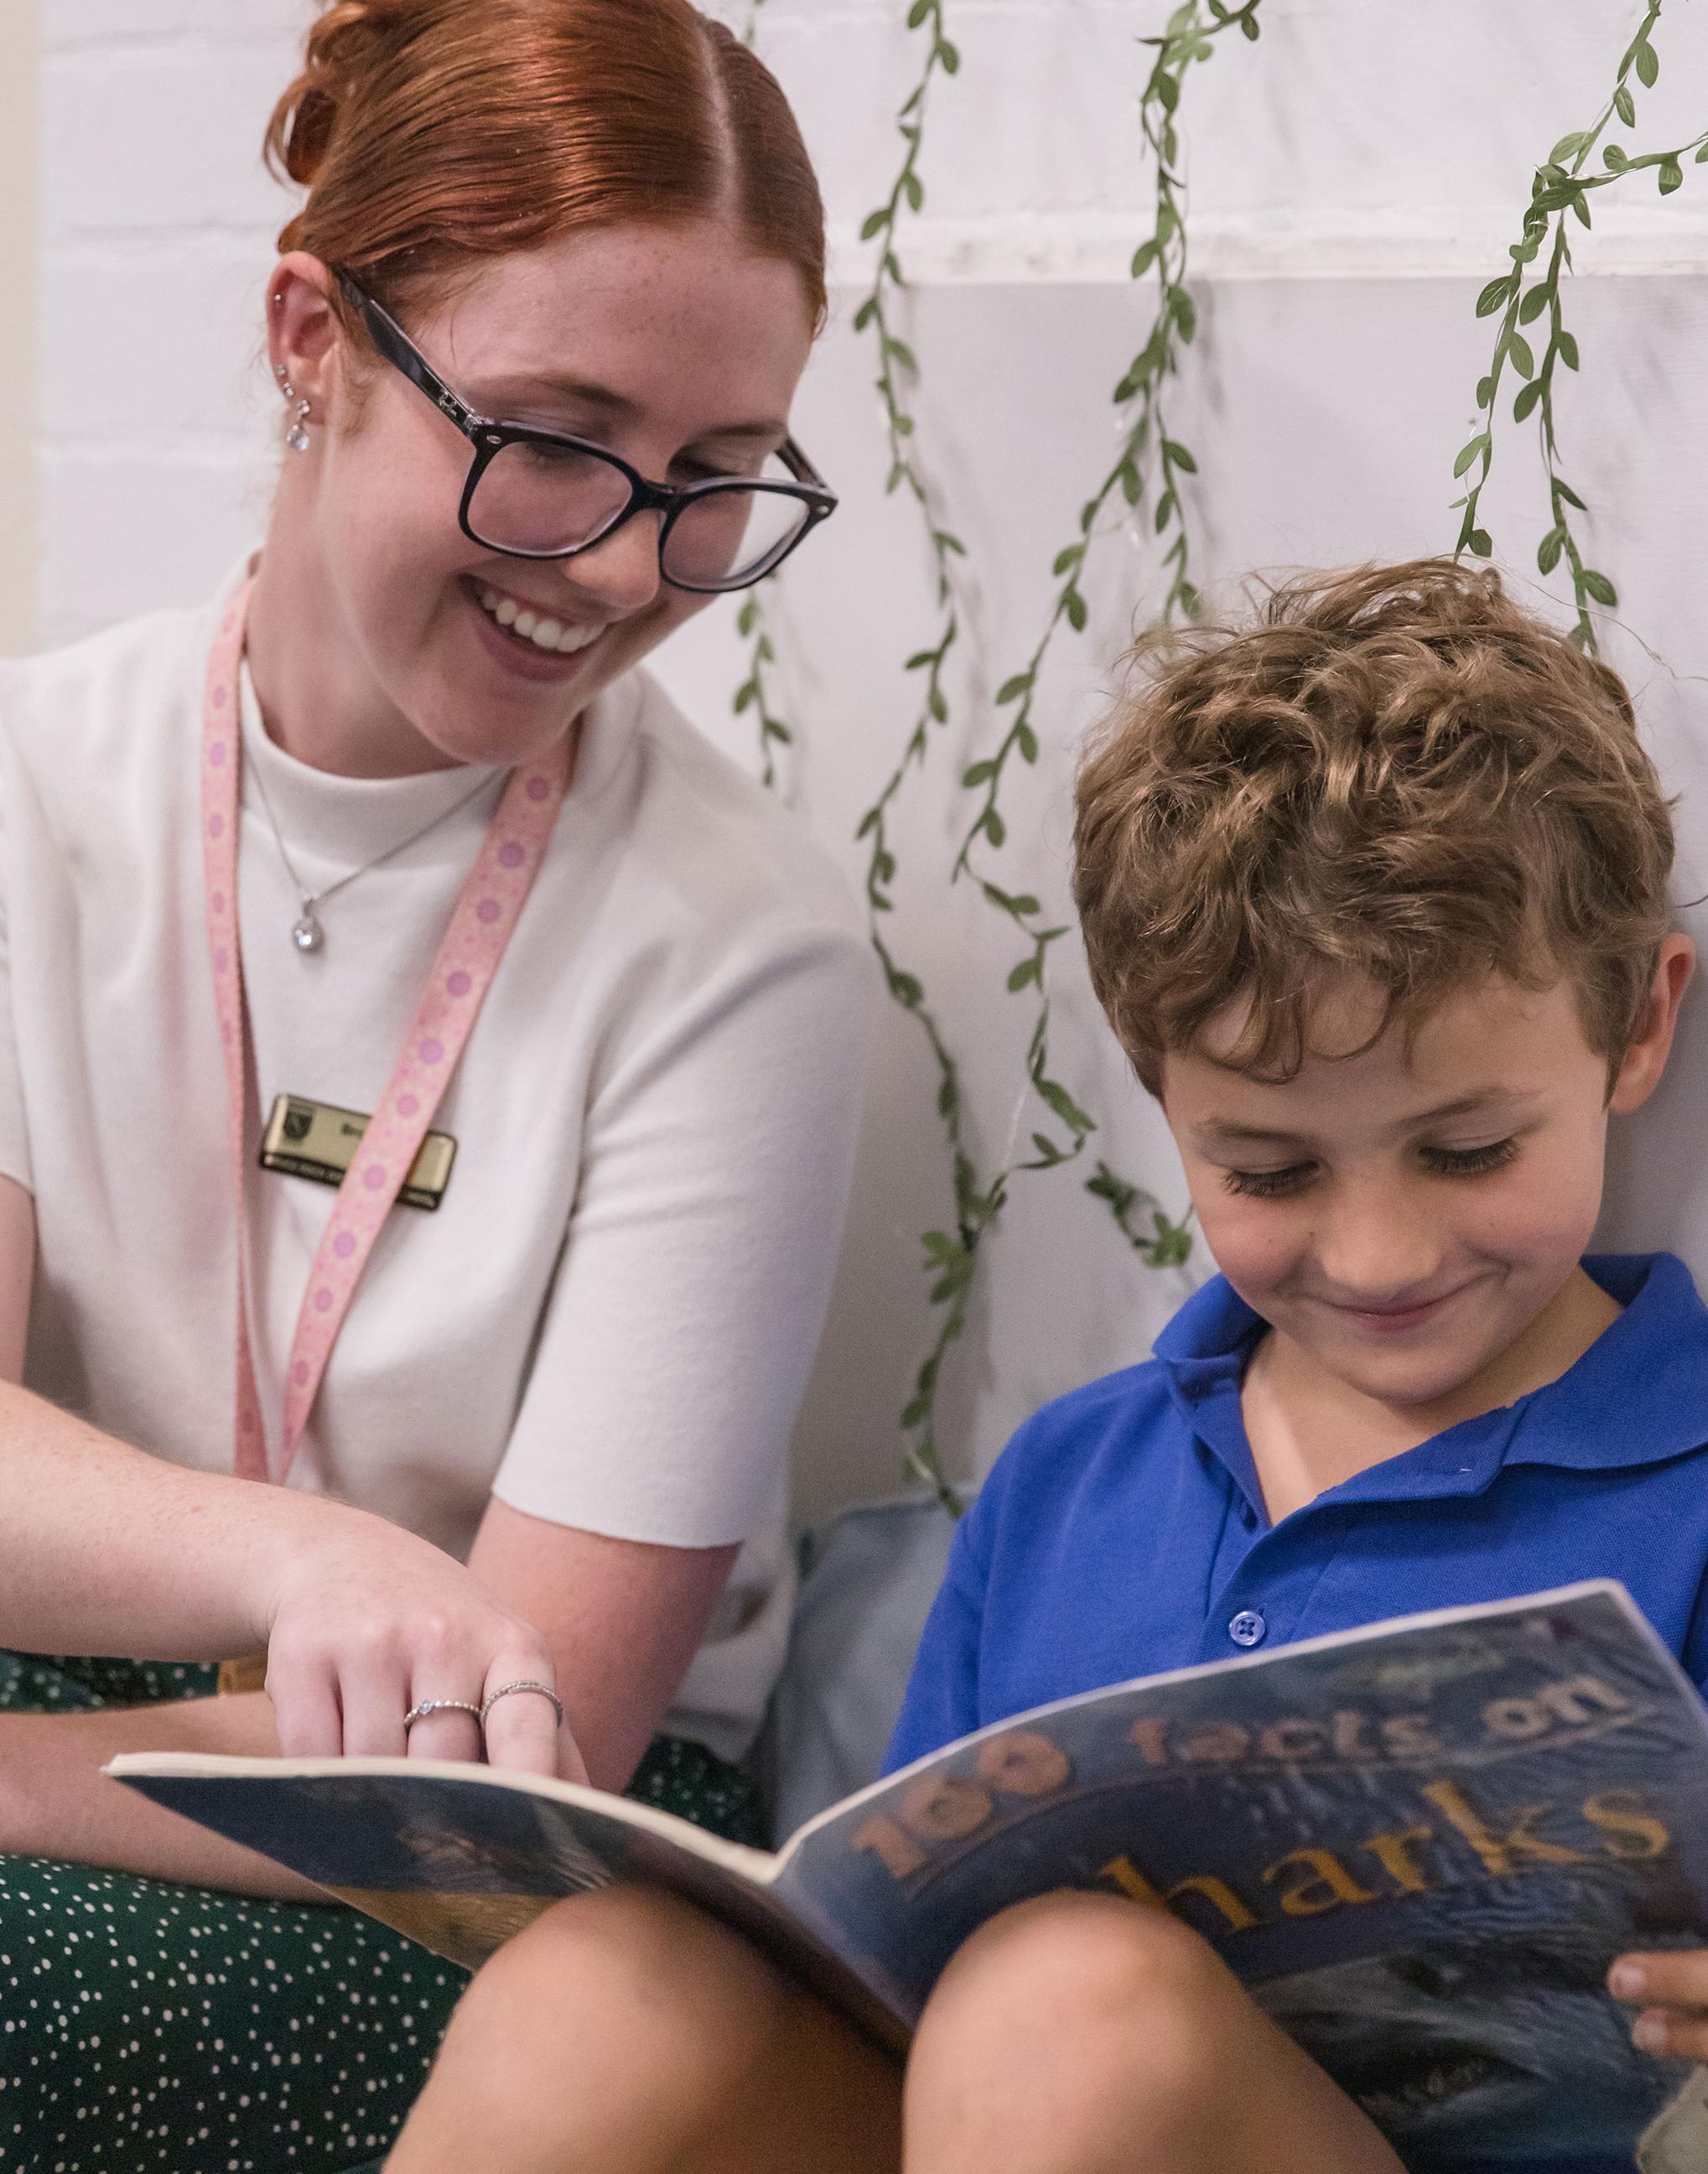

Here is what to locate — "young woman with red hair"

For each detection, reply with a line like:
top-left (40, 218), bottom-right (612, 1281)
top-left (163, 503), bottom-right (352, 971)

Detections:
top-left (0, 1), bottom-right (869, 2163)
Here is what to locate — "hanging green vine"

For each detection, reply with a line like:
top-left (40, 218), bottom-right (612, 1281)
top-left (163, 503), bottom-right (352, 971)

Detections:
top-left (844, 0), bottom-right (980, 1510)
top-left (733, 588), bottom-right (793, 792)
top-left (1454, 0), bottom-right (1707, 651)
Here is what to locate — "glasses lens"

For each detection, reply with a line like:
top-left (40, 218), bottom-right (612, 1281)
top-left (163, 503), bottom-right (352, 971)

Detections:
top-left (468, 437), bottom-right (633, 556)
top-left (662, 462), bottom-right (816, 591)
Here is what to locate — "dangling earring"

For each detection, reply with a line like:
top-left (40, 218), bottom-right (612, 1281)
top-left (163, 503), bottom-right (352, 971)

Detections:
top-left (285, 395), bottom-right (313, 455)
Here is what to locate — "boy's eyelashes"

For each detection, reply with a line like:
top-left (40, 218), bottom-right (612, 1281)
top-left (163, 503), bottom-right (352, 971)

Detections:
top-left (1219, 1138), bottom-right (1522, 1201)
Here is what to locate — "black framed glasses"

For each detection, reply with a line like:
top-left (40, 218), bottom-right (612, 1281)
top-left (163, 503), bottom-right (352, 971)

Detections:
top-left (337, 273), bottom-right (838, 594)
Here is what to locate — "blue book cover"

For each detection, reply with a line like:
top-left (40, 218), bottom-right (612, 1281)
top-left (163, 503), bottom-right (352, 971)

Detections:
top-left (111, 1581), bottom-right (1708, 2166)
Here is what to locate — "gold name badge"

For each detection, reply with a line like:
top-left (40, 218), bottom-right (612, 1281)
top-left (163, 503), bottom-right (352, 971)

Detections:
top-left (260, 1093), bottom-right (457, 1212)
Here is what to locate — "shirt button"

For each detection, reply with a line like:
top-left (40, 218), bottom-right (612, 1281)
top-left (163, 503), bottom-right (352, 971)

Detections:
top-left (1228, 1610), bottom-right (1267, 1647)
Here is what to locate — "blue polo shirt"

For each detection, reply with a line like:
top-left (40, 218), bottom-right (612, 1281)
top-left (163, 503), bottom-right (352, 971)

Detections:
top-left (885, 1253), bottom-right (1708, 2172)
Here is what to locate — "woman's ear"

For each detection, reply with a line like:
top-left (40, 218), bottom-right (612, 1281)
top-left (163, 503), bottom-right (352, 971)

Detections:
top-left (266, 252), bottom-right (344, 410)
top-left (1608, 933), bottom-right (1696, 1114)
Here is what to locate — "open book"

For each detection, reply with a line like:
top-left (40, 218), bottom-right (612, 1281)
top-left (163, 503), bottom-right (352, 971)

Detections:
top-left (111, 1582), bottom-right (1708, 2166)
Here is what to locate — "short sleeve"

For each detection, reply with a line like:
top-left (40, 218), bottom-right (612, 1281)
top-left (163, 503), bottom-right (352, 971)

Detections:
top-left (0, 731), bottom-right (34, 1195)
top-left (492, 920), bottom-right (876, 1547)
top-left (884, 1506), bottom-right (990, 1772)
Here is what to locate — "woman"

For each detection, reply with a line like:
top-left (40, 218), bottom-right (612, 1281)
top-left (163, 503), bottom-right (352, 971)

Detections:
top-left (0, 0), bottom-right (870, 2163)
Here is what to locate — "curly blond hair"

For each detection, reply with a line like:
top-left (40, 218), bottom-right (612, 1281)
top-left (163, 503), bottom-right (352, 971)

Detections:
top-left (1072, 558), bottom-right (1676, 1095)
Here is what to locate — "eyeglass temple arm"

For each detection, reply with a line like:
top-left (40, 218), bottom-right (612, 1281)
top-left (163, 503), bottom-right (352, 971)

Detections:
top-left (335, 273), bottom-right (484, 436)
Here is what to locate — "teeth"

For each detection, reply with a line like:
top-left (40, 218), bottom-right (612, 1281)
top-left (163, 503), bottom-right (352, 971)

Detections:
top-left (475, 583), bottom-right (604, 657)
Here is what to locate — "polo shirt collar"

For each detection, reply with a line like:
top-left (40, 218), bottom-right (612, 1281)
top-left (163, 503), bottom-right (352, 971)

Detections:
top-left (1152, 1253), bottom-right (1708, 1507)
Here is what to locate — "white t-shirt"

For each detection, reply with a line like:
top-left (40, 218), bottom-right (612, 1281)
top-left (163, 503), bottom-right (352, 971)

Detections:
top-left (0, 580), bottom-right (875, 1760)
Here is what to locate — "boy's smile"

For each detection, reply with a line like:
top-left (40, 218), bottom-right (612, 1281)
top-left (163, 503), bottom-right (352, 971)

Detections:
top-left (1160, 950), bottom-right (1693, 1512)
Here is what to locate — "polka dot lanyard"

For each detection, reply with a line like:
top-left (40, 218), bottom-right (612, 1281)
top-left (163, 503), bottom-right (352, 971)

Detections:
top-left (201, 579), bottom-right (574, 1484)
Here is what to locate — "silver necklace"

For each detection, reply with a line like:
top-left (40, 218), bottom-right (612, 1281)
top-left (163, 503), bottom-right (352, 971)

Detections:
top-left (247, 750), bottom-right (503, 953)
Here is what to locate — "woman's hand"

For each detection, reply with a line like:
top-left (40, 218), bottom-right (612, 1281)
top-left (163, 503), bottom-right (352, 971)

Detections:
top-left (1610, 1949), bottom-right (1708, 2062)
top-left (254, 1504), bottom-right (591, 1782)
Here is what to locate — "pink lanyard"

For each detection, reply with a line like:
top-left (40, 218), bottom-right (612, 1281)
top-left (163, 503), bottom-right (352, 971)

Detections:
top-left (200, 579), bottom-right (574, 1483)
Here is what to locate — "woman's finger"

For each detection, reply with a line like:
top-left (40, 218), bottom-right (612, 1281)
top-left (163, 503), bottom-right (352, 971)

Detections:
top-left (335, 1646), bottom-right (415, 1760)
top-left (1610, 1951), bottom-right (1708, 2014)
top-left (263, 1648), bottom-right (345, 1761)
top-left (478, 1652), bottom-right (570, 1779)
top-left (1632, 2008), bottom-right (1708, 2064)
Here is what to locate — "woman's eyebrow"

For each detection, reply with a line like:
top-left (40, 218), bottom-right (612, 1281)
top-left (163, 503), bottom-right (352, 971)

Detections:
top-left (470, 371), bottom-right (787, 440)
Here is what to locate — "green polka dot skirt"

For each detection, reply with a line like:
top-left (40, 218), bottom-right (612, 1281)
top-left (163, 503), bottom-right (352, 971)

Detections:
top-left (0, 1651), bottom-right (764, 2172)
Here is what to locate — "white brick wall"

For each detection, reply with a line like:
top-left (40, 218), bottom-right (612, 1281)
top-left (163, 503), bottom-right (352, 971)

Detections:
top-left (29, 0), bottom-right (1708, 1503)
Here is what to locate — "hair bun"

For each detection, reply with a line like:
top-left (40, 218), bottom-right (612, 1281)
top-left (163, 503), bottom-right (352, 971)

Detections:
top-left (265, 0), bottom-right (421, 190)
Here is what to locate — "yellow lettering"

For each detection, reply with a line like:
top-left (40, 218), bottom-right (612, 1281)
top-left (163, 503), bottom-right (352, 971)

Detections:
top-left (1421, 1781), bottom-right (1588, 1875)
top-left (1181, 1721), bottom-right (1250, 1762)
top-left (851, 1816), bottom-right (927, 1881)
top-left (1358, 1824), bottom-right (1438, 1894)
top-left (899, 1774), bottom-right (993, 1845)
top-left (1258, 1719), bottom-right (1327, 1761)
top-left (1166, 1874), bottom-right (1260, 1933)
top-left (1099, 1853), bottom-right (1166, 1907)
top-left (1581, 1788), bottom-right (1672, 1862)
top-left (976, 1730), bottom-right (1071, 1798)
top-left (1262, 1849), bottom-right (1381, 1916)
top-left (1128, 1718), bottom-right (1171, 1767)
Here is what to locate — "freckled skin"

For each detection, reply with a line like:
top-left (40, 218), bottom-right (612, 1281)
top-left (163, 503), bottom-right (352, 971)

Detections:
top-left (249, 221), bottom-right (816, 781)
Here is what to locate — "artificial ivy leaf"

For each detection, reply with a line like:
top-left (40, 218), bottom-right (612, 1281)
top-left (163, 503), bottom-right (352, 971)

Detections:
top-left (1007, 958), bottom-right (1040, 993)
top-left (962, 760), bottom-right (996, 787)
top-left (903, 171), bottom-right (924, 212)
top-left (1172, 289), bottom-right (1198, 342)
top-left (1634, 39), bottom-right (1659, 87)
top-left (1468, 529), bottom-right (1493, 558)
top-left (859, 209), bottom-right (888, 242)
top-left (1615, 84), bottom-right (1637, 127)
top-left (1164, 438), bottom-right (1198, 472)
top-left (1065, 589), bottom-right (1088, 631)
top-left (1476, 274), bottom-right (1513, 318)
top-left (1507, 330), bottom-right (1536, 378)
top-left (937, 39), bottom-right (961, 74)
top-left (1582, 568), bottom-right (1617, 606)
top-left (856, 809), bottom-right (879, 841)
top-left (1519, 283), bottom-right (1551, 324)
top-left (1120, 462), bottom-right (1143, 505)
top-left (1555, 477), bottom-right (1586, 509)
top-left (1130, 239), bottom-right (1161, 279)
top-left (985, 810), bottom-right (1007, 848)
top-left (1659, 157), bottom-right (1684, 195)
top-left (1016, 724), bottom-right (1040, 763)
top-left (1513, 381), bottom-right (1543, 422)
top-left (907, 0), bottom-right (932, 25)
top-left (887, 336), bottom-right (919, 373)
top-left (1603, 143), bottom-right (1629, 171)
top-left (996, 674), bottom-right (1032, 705)
top-left (1537, 526), bottom-right (1565, 574)
top-left (892, 411), bottom-right (915, 435)
top-left (1557, 329), bottom-right (1581, 370)
top-left (1697, 139), bottom-right (1708, 163)
top-left (1240, 11), bottom-right (1259, 34)
top-left (1011, 895), bottom-right (1041, 916)
top-left (1053, 544), bottom-right (1085, 576)
top-left (1476, 375), bottom-right (1494, 408)
top-left (1550, 132), bottom-right (1586, 163)
top-left (1154, 489), bottom-right (1177, 532)
top-left (928, 686), bottom-right (948, 724)
top-left (890, 973), bottom-right (924, 1009)
top-left (1453, 433), bottom-right (1490, 479)
top-left (735, 682), bottom-right (757, 712)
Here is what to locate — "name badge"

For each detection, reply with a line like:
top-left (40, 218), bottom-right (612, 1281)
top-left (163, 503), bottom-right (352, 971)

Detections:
top-left (259, 1093), bottom-right (457, 1212)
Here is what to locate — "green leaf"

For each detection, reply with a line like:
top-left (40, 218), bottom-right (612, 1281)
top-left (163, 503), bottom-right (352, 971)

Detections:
top-left (1172, 289), bottom-right (1198, 343)
top-left (1130, 239), bottom-right (1160, 279)
top-left (1064, 589), bottom-right (1088, 632)
top-left (859, 208), bottom-right (887, 242)
top-left (996, 673), bottom-right (1032, 706)
top-left (1119, 462), bottom-right (1142, 506)
top-left (1475, 374), bottom-right (1494, 408)
top-left (1007, 957), bottom-right (1039, 993)
top-left (1452, 433), bottom-right (1490, 479)
top-left (937, 38), bottom-right (961, 74)
top-left (1572, 190), bottom-right (1592, 229)
top-left (1615, 83), bottom-right (1637, 127)
top-left (1155, 70), bottom-right (1179, 113)
top-left (1507, 329), bottom-right (1535, 379)
top-left (1241, 11), bottom-right (1259, 36)
top-left (1697, 140), bottom-right (1708, 163)
top-left (962, 760), bottom-right (996, 787)
top-left (1017, 724), bottom-right (1040, 763)
top-left (1555, 478), bottom-right (1587, 511)
top-left (1634, 39), bottom-right (1659, 87)
top-left (1550, 132), bottom-right (1586, 164)
top-left (984, 810), bottom-right (1007, 849)
top-left (886, 336), bottom-right (918, 372)
top-left (1011, 895), bottom-right (1041, 916)
top-left (1519, 283), bottom-right (1551, 325)
top-left (1163, 438), bottom-right (1198, 473)
top-left (1053, 544), bottom-right (1085, 577)
top-left (1557, 329), bottom-right (1581, 371)
top-left (855, 808), bottom-right (879, 840)
top-left (1036, 1078), bottom-right (1096, 1135)
top-left (1154, 489), bottom-right (1177, 532)
top-left (766, 719), bottom-right (792, 745)
top-left (1660, 157), bottom-right (1684, 196)
top-left (1513, 380), bottom-right (1543, 423)
top-left (1028, 1134), bottom-right (1066, 1167)
top-left (1537, 526), bottom-right (1565, 575)
top-left (928, 684), bottom-right (947, 724)
top-left (902, 171), bottom-right (924, 213)
top-left (1467, 528), bottom-right (1493, 558)
top-left (734, 682), bottom-right (757, 712)
top-left (1581, 568), bottom-right (1617, 607)
top-left (1603, 143), bottom-right (1629, 172)
top-left (1475, 274), bottom-right (1513, 318)
top-left (907, 0), bottom-right (931, 25)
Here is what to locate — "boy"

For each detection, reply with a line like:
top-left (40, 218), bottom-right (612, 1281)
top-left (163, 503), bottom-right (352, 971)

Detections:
top-left (387, 562), bottom-right (1708, 2174)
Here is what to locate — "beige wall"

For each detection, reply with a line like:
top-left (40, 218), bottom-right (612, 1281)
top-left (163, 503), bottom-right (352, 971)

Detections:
top-left (0, 0), bottom-right (38, 656)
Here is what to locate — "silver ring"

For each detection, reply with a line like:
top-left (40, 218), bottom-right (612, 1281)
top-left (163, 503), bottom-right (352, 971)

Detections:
top-left (480, 1679), bottom-right (565, 1727)
top-left (403, 1697), bottom-right (485, 1733)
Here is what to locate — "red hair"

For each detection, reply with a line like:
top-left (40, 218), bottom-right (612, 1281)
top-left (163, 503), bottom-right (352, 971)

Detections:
top-left (265, 0), bottom-right (826, 332)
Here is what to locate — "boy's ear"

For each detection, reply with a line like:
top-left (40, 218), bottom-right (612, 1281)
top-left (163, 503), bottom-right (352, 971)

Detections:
top-left (1608, 934), bottom-right (1696, 1114)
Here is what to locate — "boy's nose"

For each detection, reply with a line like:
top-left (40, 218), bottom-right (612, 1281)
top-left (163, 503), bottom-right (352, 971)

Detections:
top-left (1311, 1186), bottom-right (1446, 1306)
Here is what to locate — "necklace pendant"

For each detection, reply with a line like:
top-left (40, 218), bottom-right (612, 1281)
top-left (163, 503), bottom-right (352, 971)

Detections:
top-left (291, 909), bottom-right (325, 955)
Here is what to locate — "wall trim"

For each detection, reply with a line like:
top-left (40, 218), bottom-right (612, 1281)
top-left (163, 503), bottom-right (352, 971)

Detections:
top-left (0, 0), bottom-right (39, 656)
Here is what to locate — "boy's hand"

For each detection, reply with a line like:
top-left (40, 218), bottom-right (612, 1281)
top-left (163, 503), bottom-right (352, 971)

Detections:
top-left (1610, 1951), bottom-right (1708, 2062)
